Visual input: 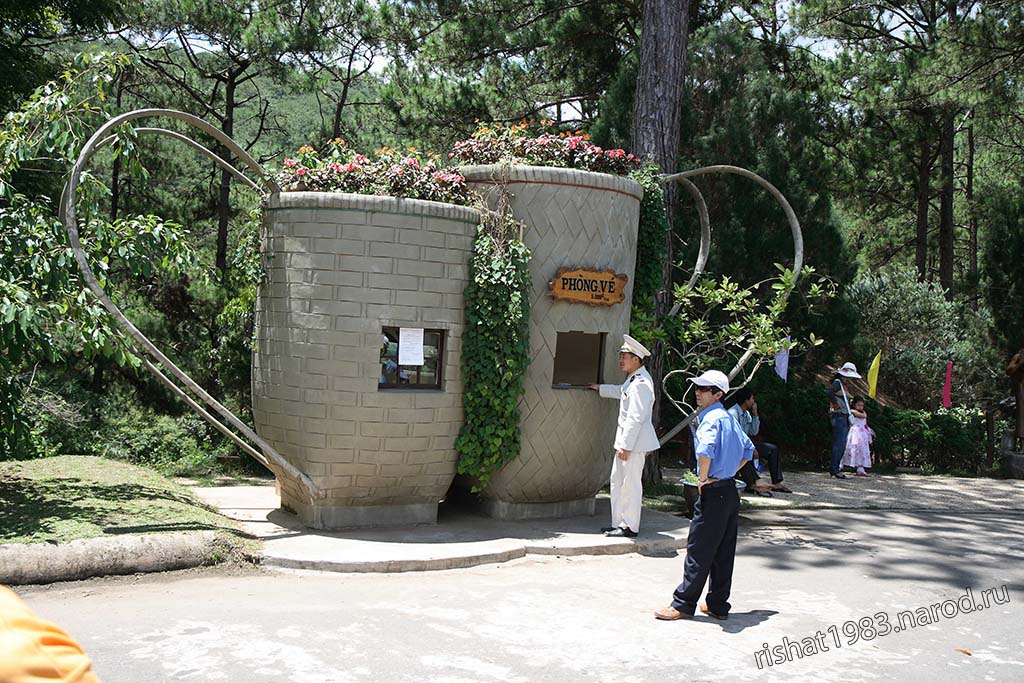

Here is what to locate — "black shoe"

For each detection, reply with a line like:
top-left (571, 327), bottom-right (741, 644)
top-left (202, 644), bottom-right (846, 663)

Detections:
top-left (830, 472), bottom-right (847, 479)
top-left (605, 527), bottom-right (637, 538)
top-left (600, 526), bottom-right (617, 533)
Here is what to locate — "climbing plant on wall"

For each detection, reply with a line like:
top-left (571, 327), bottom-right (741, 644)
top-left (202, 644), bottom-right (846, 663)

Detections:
top-left (628, 164), bottom-right (669, 315)
top-left (450, 121), bottom-right (655, 486)
top-left (455, 195), bottom-right (532, 488)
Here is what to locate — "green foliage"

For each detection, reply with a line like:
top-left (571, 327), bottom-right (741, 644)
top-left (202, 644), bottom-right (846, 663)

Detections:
top-left (100, 409), bottom-right (217, 476)
top-left (455, 202), bottom-right (531, 488)
top-left (867, 402), bottom-right (986, 474)
top-left (627, 164), bottom-right (668, 313)
top-left (589, 49), bottom-right (638, 150)
top-left (980, 185), bottom-right (1024, 352)
top-left (745, 374), bottom-right (831, 463)
top-left (645, 265), bottom-right (836, 417)
top-left (382, 1), bottom-right (637, 147)
top-left (210, 212), bottom-right (264, 416)
top-left (845, 268), bottom-right (1002, 407)
top-left (0, 53), bottom-right (200, 458)
top-left (0, 0), bottom-right (125, 111)
top-left (675, 19), bottom-right (857, 367)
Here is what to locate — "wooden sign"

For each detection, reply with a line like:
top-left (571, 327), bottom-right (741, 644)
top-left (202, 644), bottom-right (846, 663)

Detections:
top-left (548, 267), bottom-right (628, 306)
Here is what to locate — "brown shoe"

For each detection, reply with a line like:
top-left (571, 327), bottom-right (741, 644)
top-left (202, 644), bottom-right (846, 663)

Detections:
top-left (654, 606), bottom-right (693, 621)
top-left (700, 602), bottom-right (728, 620)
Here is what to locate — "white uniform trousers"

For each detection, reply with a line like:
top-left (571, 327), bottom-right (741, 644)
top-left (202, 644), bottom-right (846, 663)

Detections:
top-left (610, 450), bottom-right (647, 532)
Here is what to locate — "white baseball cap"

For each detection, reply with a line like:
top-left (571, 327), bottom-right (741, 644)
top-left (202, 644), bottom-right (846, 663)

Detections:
top-left (688, 369), bottom-right (729, 394)
top-left (618, 334), bottom-right (651, 359)
top-left (838, 362), bottom-right (861, 378)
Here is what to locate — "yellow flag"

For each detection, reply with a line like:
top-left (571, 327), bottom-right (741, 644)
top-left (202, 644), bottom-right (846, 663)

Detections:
top-left (867, 351), bottom-right (882, 398)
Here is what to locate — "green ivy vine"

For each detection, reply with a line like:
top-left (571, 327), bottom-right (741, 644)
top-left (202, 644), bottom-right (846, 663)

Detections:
top-left (627, 164), bottom-right (670, 347)
top-left (629, 164), bottom-right (669, 311)
top-left (455, 195), bottom-right (532, 489)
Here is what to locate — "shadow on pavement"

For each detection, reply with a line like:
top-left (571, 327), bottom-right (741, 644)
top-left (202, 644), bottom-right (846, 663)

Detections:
top-left (738, 508), bottom-right (1024, 591)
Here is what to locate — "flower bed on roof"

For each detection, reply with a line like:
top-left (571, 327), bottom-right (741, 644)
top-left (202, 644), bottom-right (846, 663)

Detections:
top-left (449, 121), bottom-right (643, 176)
top-left (276, 140), bottom-right (475, 205)
top-left (273, 123), bottom-right (645, 207)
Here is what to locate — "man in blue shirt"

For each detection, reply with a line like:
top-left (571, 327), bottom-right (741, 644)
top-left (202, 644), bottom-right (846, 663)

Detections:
top-left (655, 369), bottom-right (753, 621)
top-left (727, 387), bottom-right (791, 494)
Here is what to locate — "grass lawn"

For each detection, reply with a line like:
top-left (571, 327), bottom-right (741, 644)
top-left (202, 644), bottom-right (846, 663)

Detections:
top-left (0, 455), bottom-right (253, 548)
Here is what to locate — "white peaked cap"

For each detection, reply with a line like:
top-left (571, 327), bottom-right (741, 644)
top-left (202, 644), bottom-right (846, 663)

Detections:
top-left (618, 334), bottom-right (651, 359)
top-left (688, 369), bottom-right (730, 394)
top-left (838, 362), bottom-right (861, 378)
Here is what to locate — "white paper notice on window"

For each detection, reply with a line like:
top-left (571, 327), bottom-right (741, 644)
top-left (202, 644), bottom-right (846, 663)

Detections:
top-left (398, 327), bottom-right (424, 366)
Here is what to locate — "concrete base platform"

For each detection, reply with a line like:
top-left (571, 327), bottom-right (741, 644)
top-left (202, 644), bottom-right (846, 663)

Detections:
top-left (479, 496), bottom-right (596, 520)
top-left (192, 485), bottom-right (689, 573)
top-left (289, 500), bottom-right (438, 530)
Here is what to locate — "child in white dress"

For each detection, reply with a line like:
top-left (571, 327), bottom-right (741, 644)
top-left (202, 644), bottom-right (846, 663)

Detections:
top-left (842, 396), bottom-right (874, 476)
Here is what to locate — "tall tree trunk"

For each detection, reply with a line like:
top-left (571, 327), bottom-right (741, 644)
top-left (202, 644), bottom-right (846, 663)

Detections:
top-left (110, 70), bottom-right (127, 222)
top-left (331, 78), bottom-right (351, 140)
top-left (631, 0), bottom-right (691, 485)
top-left (938, 109), bottom-right (955, 299)
top-left (915, 135), bottom-right (931, 282)
top-left (631, 0), bottom-right (690, 181)
top-left (937, 0), bottom-right (957, 299)
top-left (966, 114), bottom-right (978, 309)
top-left (216, 75), bottom-right (236, 277)
top-left (332, 99), bottom-right (344, 140)
top-left (99, 72), bottom-right (127, 397)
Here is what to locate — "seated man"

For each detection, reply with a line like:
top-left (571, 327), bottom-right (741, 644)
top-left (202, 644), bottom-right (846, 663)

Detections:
top-left (725, 387), bottom-right (792, 494)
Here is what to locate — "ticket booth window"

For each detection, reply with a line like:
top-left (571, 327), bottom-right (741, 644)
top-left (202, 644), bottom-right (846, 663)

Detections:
top-left (379, 327), bottom-right (445, 389)
top-left (552, 332), bottom-right (607, 387)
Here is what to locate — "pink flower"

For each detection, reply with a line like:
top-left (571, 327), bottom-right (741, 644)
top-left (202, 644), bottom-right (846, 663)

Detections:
top-left (283, 158), bottom-right (297, 168)
top-left (295, 167), bottom-right (307, 176)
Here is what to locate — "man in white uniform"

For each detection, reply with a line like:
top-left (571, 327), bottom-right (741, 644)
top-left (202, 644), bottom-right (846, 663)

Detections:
top-left (588, 334), bottom-right (659, 538)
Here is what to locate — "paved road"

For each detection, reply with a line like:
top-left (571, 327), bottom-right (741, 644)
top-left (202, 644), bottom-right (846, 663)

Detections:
top-left (18, 509), bottom-right (1024, 682)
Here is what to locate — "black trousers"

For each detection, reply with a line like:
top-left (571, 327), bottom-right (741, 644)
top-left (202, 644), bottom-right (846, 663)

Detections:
top-left (738, 442), bottom-right (783, 487)
top-left (671, 479), bottom-right (740, 616)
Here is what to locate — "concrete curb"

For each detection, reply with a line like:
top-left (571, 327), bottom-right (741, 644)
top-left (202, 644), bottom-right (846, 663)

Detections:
top-left (263, 546), bottom-right (529, 573)
top-left (259, 532), bottom-right (689, 574)
top-left (0, 531), bottom-right (232, 585)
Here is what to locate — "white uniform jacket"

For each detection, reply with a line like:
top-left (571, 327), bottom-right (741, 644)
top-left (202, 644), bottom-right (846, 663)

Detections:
top-left (598, 366), bottom-right (660, 452)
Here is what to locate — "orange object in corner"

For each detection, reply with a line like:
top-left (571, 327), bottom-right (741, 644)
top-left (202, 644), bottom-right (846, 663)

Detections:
top-left (0, 586), bottom-right (100, 683)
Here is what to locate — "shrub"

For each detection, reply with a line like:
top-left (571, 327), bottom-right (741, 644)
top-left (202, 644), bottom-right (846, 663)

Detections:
top-left (744, 373), bottom-right (832, 464)
top-left (100, 408), bottom-right (217, 476)
top-left (867, 403), bottom-right (985, 473)
top-left (845, 268), bottom-right (1003, 408)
